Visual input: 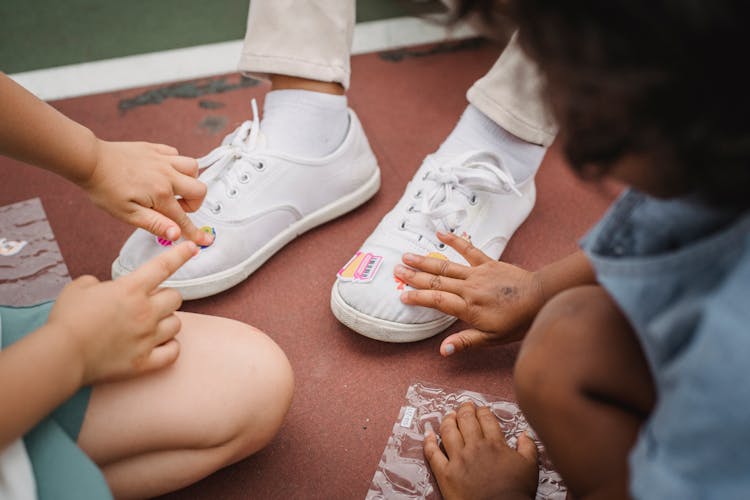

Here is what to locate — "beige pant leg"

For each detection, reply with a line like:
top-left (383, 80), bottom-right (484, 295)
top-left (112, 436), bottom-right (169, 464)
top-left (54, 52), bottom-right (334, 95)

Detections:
top-left (238, 0), bottom-right (355, 89)
top-left (468, 34), bottom-right (557, 146)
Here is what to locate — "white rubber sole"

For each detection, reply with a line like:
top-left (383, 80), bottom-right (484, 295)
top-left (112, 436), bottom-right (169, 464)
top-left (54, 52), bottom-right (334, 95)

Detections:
top-left (330, 282), bottom-right (456, 343)
top-left (112, 167), bottom-right (381, 300)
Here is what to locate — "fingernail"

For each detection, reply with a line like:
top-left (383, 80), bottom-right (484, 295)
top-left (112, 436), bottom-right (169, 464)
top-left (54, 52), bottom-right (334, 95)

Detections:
top-left (166, 226), bottom-right (179, 240)
top-left (394, 264), bottom-right (405, 275)
top-left (424, 421), bottom-right (434, 437)
top-left (400, 292), bottom-right (409, 303)
top-left (403, 253), bottom-right (416, 264)
top-left (436, 231), bottom-right (447, 238)
top-left (185, 241), bottom-right (198, 255)
top-left (444, 409), bottom-right (456, 418)
top-left (444, 343), bottom-right (455, 356)
top-left (525, 429), bottom-right (536, 441)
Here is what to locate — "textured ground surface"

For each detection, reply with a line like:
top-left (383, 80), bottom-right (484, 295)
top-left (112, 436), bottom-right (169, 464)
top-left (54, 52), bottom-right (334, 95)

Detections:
top-left (0, 40), bottom-right (617, 498)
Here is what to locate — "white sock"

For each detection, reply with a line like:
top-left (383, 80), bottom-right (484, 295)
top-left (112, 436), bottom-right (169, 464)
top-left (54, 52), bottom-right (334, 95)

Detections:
top-left (260, 89), bottom-right (349, 157)
top-left (435, 104), bottom-right (545, 183)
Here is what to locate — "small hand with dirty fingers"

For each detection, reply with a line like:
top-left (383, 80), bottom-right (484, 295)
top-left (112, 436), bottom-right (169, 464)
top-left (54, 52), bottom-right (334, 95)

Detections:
top-left (395, 231), bottom-right (544, 356)
top-left (424, 402), bottom-right (538, 500)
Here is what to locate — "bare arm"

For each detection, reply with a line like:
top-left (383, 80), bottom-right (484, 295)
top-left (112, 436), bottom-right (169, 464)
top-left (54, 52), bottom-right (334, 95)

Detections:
top-left (0, 73), bottom-right (211, 245)
top-left (0, 323), bottom-right (83, 449)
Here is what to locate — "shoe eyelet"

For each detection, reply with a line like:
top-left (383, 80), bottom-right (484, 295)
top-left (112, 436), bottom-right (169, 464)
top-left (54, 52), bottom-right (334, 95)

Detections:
top-left (469, 194), bottom-right (478, 206)
top-left (407, 205), bottom-right (415, 213)
top-left (414, 190), bottom-right (423, 199)
top-left (438, 243), bottom-right (446, 249)
top-left (227, 188), bottom-right (239, 198)
top-left (399, 220), bottom-right (407, 230)
top-left (449, 227), bottom-right (456, 233)
top-left (238, 172), bottom-right (250, 184)
top-left (210, 203), bottom-right (223, 214)
top-left (254, 161), bottom-right (265, 171)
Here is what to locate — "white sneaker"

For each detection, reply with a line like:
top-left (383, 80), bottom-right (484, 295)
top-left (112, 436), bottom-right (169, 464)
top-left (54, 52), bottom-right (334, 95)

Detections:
top-left (112, 100), bottom-right (380, 299)
top-left (330, 151), bottom-right (535, 342)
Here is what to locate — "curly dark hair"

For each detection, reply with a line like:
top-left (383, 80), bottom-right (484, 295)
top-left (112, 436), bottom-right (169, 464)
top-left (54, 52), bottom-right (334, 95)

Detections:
top-left (457, 0), bottom-right (750, 208)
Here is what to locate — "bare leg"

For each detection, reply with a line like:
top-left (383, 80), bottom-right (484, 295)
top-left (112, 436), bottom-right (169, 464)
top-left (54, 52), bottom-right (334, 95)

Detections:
top-left (77, 312), bottom-right (294, 499)
top-left (514, 286), bottom-right (655, 499)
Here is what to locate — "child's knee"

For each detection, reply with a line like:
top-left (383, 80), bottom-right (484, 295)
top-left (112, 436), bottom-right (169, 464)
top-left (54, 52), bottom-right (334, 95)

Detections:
top-left (222, 325), bottom-right (294, 461)
top-left (514, 286), bottom-right (610, 407)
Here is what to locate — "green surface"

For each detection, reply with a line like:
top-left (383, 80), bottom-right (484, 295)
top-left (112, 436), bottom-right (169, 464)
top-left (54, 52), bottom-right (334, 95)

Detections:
top-left (0, 0), bottom-right (443, 74)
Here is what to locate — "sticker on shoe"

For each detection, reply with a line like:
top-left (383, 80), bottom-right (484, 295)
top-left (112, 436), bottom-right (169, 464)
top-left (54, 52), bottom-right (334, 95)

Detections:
top-left (199, 226), bottom-right (216, 249)
top-left (156, 236), bottom-right (173, 247)
top-left (426, 252), bottom-right (448, 261)
top-left (337, 251), bottom-right (383, 283)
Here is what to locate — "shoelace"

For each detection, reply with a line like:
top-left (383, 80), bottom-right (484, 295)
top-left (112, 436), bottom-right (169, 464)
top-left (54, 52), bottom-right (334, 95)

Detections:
top-left (400, 151), bottom-right (522, 248)
top-left (198, 99), bottom-right (265, 215)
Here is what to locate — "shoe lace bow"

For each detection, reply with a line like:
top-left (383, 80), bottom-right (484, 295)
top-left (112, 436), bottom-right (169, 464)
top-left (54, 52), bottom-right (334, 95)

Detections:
top-left (401, 151), bottom-right (522, 247)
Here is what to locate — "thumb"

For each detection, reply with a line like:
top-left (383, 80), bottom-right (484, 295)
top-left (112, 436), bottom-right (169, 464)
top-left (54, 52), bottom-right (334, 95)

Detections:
top-left (129, 206), bottom-right (182, 241)
top-left (136, 339), bottom-right (181, 373)
top-left (516, 431), bottom-right (539, 464)
top-left (440, 328), bottom-right (492, 356)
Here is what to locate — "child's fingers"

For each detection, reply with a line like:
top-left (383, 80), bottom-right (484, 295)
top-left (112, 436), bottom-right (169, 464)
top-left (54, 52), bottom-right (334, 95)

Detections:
top-left (401, 252), bottom-right (470, 279)
top-left (155, 197), bottom-right (212, 246)
top-left (439, 410), bottom-right (465, 458)
top-left (476, 405), bottom-right (504, 441)
top-left (169, 155), bottom-right (200, 178)
top-left (440, 329), bottom-right (493, 356)
top-left (516, 432), bottom-right (539, 465)
top-left (124, 241), bottom-right (198, 292)
top-left (152, 314), bottom-right (182, 347)
top-left (178, 196), bottom-right (202, 213)
top-left (456, 402), bottom-right (483, 444)
top-left (437, 232), bottom-right (492, 266)
top-left (423, 423), bottom-right (448, 472)
top-left (128, 204), bottom-right (182, 241)
top-left (138, 339), bottom-right (181, 373)
top-left (149, 287), bottom-right (183, 318)
top-left (400, 289), bottom-right (466, 317)
top-left (170, 174), bottom-right (207, 206)
top-left (394, 265), bottom-right (465, 295)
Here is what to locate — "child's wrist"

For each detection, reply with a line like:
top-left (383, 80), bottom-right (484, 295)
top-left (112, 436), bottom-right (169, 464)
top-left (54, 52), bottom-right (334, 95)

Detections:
top-left (60, 130), bottom-right (102, 189)
top-left (39, 321), bottom-right (88, 389)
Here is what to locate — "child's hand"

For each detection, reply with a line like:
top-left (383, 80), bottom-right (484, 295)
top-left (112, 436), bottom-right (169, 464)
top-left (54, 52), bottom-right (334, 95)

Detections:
top-left (424, 402), bottom-right (538, 500)
top-left (47, 241), bottom-right (198, 385)
top-left (82, 140), bottom-right (213, 246)
top-left (395, 231), bottom-right (544, 356)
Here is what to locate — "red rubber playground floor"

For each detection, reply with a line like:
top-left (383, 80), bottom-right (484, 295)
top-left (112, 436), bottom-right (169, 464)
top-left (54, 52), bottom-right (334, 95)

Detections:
top-left (0, 39), bottom-right (618, 499)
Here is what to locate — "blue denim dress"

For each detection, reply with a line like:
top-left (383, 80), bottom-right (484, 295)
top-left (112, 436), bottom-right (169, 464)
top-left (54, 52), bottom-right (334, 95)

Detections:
top-left (582, 189), bottom-right (750, 499)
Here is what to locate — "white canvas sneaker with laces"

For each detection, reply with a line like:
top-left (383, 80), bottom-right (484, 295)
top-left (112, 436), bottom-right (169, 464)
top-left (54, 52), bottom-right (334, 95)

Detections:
top-left (112, 100), bottom-right (380, 299)
top-left (330, 150), bottom-right (535, 342)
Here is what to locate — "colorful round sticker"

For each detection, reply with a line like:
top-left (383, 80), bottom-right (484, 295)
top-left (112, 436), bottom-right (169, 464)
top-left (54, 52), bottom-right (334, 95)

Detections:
top-left (199, 226), bottom-right (216, 249)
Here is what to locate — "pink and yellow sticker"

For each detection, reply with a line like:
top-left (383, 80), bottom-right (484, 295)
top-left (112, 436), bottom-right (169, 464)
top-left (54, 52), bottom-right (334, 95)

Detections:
top-left (337, 251), bottom-right (383, 283)
top-left (155, 226), bottom-right (215, 249)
